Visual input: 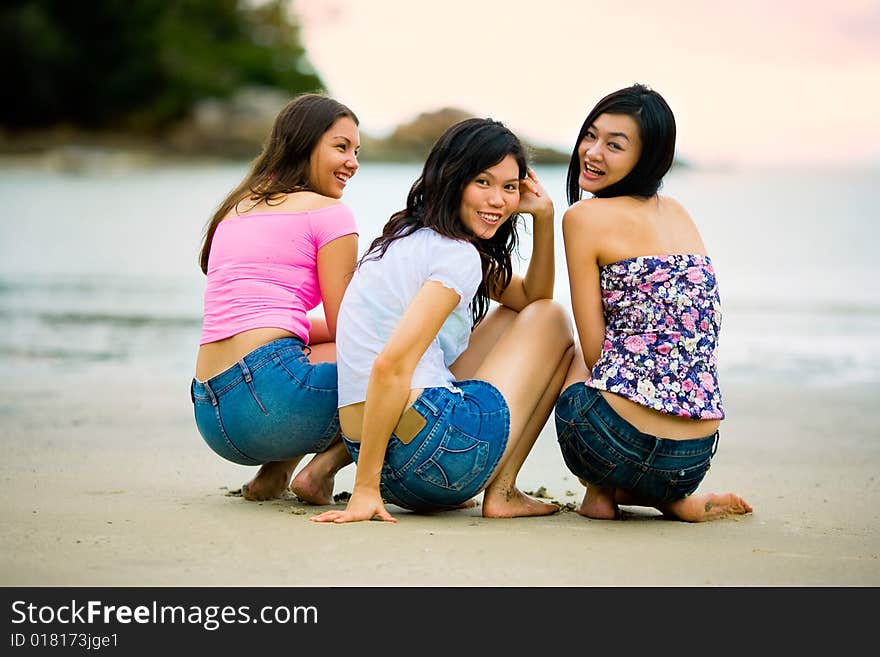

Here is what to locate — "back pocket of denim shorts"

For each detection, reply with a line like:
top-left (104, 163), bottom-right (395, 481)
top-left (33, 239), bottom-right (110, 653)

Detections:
top-left (663, 457), bottom-right (712, 501)
top-left (414, 425), bottom-right (489, 492)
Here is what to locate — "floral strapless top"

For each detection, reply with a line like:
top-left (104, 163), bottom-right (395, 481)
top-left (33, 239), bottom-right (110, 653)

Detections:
top-left (588, 254), bottom-right (724, 420)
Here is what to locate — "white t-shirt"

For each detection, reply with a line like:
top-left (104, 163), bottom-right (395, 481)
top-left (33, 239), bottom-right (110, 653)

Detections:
top-left (336, 227), bottom-right (483, 407)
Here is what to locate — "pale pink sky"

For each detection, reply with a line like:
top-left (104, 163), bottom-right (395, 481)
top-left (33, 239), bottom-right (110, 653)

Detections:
top-left (293, 0), bottom-right (879, 167)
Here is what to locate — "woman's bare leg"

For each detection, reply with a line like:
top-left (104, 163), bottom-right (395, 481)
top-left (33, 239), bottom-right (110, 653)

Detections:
top-left (448, 305), bottom-right (519, 511)
top-left (559, 347), bottom-right (621, 519)
top-left (289, 338), bottom-right (353, 504)
top-left (290, 438), bottom-right (352, 505)
top-left (614, 487), bottom-right (752, 521)
top-left (576, 480), bottom-right (619, 520)
top-left (482, 345), bottom-right (573, 517)
top-left (449, 304), bottom-right (519, 380)
top-left (452, 300), bottom-right (574, 518)
top-left (657, 493), bottom-right (753, 522)
top-left (242, 458), bottom-right (303, 501)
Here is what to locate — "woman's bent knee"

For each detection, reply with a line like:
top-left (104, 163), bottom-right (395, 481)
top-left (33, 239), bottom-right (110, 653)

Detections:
top-left (519, 299), bottom-right (573, 342)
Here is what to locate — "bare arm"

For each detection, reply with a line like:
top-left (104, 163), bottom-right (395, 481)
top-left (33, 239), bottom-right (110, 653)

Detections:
top-left (314, 233), bottom-right (358, 342)
top-left (494, 169), bottom-right (555, 310)
top-left (306, 316), bottom-right (332, 346)
top-left (311, 281), bottom-right (461, 524)
top-left (562, 205), bottom-right (606, 369)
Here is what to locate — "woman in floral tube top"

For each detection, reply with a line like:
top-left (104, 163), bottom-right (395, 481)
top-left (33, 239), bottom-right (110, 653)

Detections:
top-left (555, 83), bottom-right (752, 522)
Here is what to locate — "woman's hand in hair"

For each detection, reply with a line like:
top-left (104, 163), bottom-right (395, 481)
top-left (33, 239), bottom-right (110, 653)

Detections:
top-left (515, 168), bottom-right (554, 223)
top-left (496, 168), bottom-right (557, 307)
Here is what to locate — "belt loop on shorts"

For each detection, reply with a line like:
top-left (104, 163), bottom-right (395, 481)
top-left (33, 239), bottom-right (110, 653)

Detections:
top-left (239, 358), bottom-right (267, 414)
top-left (420, 395), bottom-right (440, 416)
top-left (711, 431), bottom-right (719, 456)
top-left (643, 436), bottom-right (661, 469)
top-left (582, 386), bottom-right (602, 412)
top-left (238, 358), bottom-right (253, 383)
top-left (203, 379), bottom-right (218, 407)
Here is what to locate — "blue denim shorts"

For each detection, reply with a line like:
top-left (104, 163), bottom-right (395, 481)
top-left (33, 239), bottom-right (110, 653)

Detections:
top-left (191, 337), bottom-right (339, 465)
top-left (554, 384), bottom-right (718, 503)
top-left (342, 380), bottom-right (509, 511)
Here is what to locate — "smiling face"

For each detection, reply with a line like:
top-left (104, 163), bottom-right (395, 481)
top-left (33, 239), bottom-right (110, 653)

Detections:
top-left (308, 116), bottom-right (360, 198)
top-left (577, 113), bottom-right (642, 195)
top-left (458, 154), bottom-right (521, 240)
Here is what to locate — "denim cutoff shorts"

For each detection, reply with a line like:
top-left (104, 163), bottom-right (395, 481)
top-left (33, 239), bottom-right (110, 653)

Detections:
top-left (342, 380), bottom-right (510, 511)
top-left (554, 384), bottom-right (718, 503)
top-left (191, 337), bottom-right (339, 465)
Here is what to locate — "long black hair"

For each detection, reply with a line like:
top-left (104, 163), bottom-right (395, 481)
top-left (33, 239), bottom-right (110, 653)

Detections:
top-left (362, 118), bottom-right (528, 326)
top-left (566, 83), bottom-right (676, 205)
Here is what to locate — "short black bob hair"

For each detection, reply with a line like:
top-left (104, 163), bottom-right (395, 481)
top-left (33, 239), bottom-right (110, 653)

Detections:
top-left (566, 83), bottom-right (676, 205)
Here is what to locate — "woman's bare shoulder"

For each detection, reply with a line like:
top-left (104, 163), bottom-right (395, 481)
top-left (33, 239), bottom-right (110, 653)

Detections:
top-left (657, 194), bottom-right (701, 229)
top-left (657, 194), bottom-right (691, 216)
top-left (563, 197), bottom-right (627, 227)
top-left (271, 191), bottom-right (343, 212)
top-left (240, 191), bottom-right (343, 215)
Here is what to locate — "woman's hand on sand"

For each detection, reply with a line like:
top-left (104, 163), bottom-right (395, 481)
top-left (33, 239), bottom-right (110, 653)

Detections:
top-left (515, 168), bottom-right (553, 221)
top-left (310, 489), bottom-right (397, 524)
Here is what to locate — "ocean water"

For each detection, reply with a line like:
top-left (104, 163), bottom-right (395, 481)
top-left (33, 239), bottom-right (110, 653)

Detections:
top-left (0, 160), bottom-right (877, 388)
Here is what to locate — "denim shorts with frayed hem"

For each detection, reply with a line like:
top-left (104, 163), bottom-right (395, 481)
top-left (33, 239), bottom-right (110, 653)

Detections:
top-left (554, 384), bottom-right (718, 504)
top-left (342, 380), bottom-right (509, 512)
top-left (191, 337), bottom-right (339, 465)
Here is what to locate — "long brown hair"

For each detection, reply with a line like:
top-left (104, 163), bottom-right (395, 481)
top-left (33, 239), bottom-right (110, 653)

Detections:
top-left (198, 93), bottom-right (359, 273)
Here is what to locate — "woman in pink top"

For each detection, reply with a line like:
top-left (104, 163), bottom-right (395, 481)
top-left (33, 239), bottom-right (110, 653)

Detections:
top-left (556, 84), bottom-right (752, 522)
top-left (191, 93), bottom-right (359, 504)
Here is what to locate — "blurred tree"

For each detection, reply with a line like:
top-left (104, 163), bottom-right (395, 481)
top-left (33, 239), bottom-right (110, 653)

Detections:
top-left (0, 0), bottom-right (323, 130)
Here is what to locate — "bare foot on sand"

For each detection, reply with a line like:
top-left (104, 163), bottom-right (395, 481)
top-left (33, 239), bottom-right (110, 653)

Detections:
top-left (241, 459), bottom-right (299, 501)
top-left (578, 484), bottom-right (619, 520)
top-left (289, 467), bottom-right (334, 505)
top-left (482, 488), bottom-right (559, 518)
top-left (660, 492), bottom-right (753, 522)
top-left (289, 440), bottom-right (353, 505)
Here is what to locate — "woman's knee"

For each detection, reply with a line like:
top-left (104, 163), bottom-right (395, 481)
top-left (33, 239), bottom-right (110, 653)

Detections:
top-left (518, 299), bottom-right (574, 342)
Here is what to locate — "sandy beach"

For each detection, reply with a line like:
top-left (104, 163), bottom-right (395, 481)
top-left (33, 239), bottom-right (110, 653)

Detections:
top-left (1, 360), bottom-right (877, 589)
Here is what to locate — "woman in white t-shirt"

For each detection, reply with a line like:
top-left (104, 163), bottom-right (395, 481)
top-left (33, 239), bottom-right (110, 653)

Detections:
top-left (312, 118), bottom-right (575, 524)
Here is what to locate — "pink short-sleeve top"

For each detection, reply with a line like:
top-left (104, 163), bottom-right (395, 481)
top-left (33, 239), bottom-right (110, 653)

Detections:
top-left (199, 203), bottom-right (357, 345)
